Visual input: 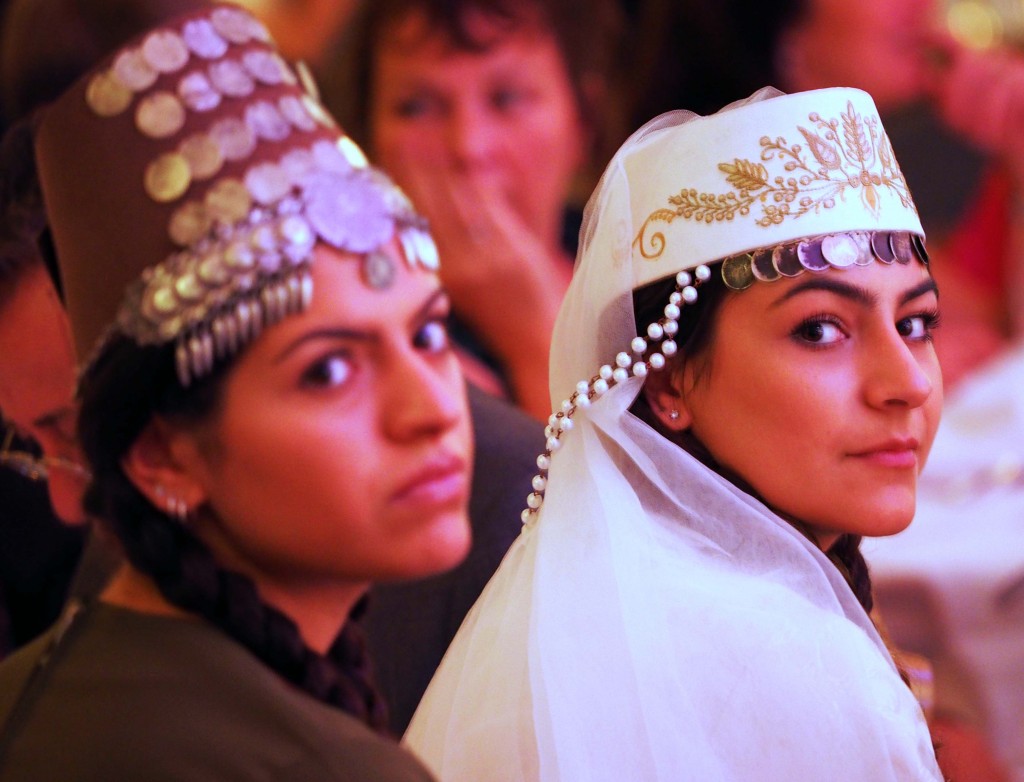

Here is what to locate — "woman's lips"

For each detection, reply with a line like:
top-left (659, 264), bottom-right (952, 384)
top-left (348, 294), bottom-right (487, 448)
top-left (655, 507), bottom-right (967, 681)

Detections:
top-left (392, 454), bottom-right (469, 505)
top-left (849, 438), bottom-right (919, 469)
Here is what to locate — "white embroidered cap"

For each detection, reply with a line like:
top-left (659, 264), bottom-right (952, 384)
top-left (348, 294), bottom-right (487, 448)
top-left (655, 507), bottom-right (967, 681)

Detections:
top-left (625, 87), bottom-right (923, 289)
top-left (527, 87), bottom-right (928, 523)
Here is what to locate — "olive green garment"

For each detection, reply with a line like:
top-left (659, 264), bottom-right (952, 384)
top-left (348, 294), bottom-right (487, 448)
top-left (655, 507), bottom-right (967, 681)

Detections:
top-left (0, 601), bottom-right (435, 781)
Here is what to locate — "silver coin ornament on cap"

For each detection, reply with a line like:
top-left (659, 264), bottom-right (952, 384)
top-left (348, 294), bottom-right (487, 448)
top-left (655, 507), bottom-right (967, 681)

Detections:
top-left (113, 48), bottom-right (158, 91)
top-left (178, 71), bottom-right (222, 113)
top-left (717, 230), bottom-right (927, 291)
top-left (141, 29), bottom-right (191, 74)
top-left (182, 17), bottom-right (229, 59)
top-left (75, 5), bottom-right (441, 388)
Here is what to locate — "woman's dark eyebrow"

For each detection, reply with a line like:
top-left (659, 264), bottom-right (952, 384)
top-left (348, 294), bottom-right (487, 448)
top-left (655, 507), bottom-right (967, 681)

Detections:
top-left (899, 278), bottom-right (938, 305)
top-left (770, 277), bottom-right (875, 308)
top-left (274, 327), bottom-right (373, 364)
top-left (273, 288), bottom-right (448, 364)
top-left (769, 275), bottom-right (938, 309)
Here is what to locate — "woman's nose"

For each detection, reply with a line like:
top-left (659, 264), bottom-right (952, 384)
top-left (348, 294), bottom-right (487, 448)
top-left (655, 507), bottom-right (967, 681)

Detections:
top-left (384, 351), bottom-right (466, 442)
top-left (445, 103), bottom-right (497, 171)
top-left (862, 331), bottom-right (935, 410)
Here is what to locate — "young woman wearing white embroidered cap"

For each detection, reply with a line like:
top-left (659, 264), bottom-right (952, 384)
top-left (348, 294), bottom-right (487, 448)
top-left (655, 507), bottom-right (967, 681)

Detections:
top-left (404, 87), bottom-right (945, 781)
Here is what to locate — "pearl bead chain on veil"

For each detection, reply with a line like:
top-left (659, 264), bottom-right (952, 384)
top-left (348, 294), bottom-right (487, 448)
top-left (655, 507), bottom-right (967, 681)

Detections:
top-left (521, 264), bottom-right (713, 525)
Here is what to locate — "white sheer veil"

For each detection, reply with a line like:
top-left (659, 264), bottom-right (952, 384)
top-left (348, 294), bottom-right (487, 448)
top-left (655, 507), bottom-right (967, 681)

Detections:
top-left (405, 89), bottom-right (941, 782)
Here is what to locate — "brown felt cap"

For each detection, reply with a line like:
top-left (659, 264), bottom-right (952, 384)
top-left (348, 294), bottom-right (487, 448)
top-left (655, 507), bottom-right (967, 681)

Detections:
top-left (33, 4), bottom-right (366, 369)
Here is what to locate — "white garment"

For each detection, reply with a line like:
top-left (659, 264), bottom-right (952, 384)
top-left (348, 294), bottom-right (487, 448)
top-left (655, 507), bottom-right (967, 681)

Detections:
top-left (405, 95), bottom-right (941, 782)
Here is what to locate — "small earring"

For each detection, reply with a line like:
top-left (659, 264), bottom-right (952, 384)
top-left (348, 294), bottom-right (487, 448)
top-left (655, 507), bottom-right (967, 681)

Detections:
top-left (171, 496), bottom-right (191, 524)
top-left (668, 409), bottom-right (680, 421)
top-left (155, 485), bottom-right (190, 523)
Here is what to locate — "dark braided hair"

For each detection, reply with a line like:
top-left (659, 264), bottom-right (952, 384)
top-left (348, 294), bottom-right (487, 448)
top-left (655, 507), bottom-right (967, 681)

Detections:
top-left (629, 268), bottom-right (876, 616)
top-left (77, 334), bottom-right (389, 731)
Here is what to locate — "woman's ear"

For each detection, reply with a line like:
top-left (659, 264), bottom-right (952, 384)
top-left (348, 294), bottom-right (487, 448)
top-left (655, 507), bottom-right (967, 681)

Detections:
top-left (121, 418), bottom-right (208, 518)
top-left (641, 362), bottom-right (693, 432)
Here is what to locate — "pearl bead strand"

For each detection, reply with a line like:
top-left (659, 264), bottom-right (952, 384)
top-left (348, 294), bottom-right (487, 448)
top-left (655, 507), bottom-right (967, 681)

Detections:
top-left (522, 264), bottom-right (711, 525)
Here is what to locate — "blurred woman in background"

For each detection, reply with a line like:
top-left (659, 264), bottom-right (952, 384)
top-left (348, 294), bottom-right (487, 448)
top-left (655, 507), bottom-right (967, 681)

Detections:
top-left (326, 0), bottom-right (622, 419)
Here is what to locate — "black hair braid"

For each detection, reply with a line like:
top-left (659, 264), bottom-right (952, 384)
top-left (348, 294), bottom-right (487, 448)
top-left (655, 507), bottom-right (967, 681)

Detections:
top-left (828, 535), bottom-right (917, 694)
top-left (828, 534), bottom-right (873, 615)
top-left (78, 336), bottom-right (387, 730)
top-left (328, 598), bottom-right (390, 733)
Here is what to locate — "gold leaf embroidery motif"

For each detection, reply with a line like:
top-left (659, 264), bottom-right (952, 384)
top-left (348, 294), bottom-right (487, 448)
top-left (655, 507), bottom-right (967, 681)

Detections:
top-left (720, 159), bottom-right (769, 191)
top-left (633, 101), bottom-right (917, 260)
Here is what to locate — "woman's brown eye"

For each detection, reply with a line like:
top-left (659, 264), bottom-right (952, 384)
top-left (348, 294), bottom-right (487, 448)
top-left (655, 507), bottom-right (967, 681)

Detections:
top-left (794, 318), bottom-right (843, 345)
top-left (302, 354), bottom-right (352, 388)
top-left (802, 322), bottom-right (825, 341)
top-left (414, 320), bottom-right (450, 352)
top-left (897, 313), bottom-right (938, 340)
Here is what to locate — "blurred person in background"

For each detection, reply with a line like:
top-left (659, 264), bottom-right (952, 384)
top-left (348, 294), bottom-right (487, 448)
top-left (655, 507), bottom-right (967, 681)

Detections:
top-left (325, 0), bottom-right (623, 420)
top-left (0, 0), bottom-right (214, 663)
top-left (0, 124), bottom-right (88, 528)
top-left (0, 118), bottom-right (90, 659)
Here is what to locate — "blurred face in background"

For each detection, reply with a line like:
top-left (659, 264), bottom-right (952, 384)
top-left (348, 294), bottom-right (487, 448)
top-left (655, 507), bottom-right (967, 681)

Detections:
top-left (782, 0), bottom-right (938, 110)
top-left (368, 7), bottom-right (587, 247)
top-left (0, 266), bottom-right (88, 524)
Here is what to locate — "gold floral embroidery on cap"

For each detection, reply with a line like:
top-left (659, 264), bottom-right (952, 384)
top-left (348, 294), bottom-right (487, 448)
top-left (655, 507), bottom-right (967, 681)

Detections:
top-left (634, 101), bottom-right (916, 260)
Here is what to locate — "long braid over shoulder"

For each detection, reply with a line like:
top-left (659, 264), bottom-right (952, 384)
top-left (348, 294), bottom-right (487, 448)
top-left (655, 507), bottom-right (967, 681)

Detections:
top-left (829, 534), bottom-right (874, 614)
top-left (77, 335), bottom-right (388, 731)
top-left (330, 598), bottom-right (390, 732)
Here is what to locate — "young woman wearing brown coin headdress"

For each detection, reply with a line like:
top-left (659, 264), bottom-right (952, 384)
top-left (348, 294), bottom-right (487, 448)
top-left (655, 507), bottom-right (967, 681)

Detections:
top-left (0, 6), bottom-right (471, 779)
